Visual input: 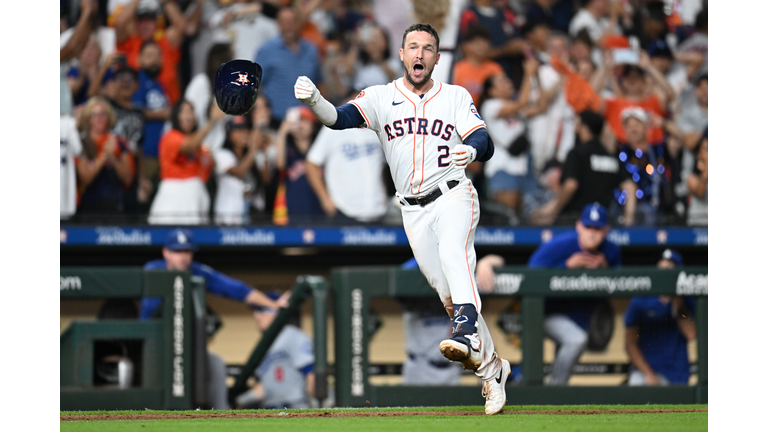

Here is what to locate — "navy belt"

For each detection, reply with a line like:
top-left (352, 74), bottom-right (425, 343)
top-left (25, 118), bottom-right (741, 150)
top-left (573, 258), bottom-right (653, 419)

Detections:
top-left (403, 180), bottom-right (460, 207)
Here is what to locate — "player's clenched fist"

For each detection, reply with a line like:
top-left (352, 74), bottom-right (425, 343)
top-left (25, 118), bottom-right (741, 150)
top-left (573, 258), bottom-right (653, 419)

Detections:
top-left (294, 76), bottom-right (320, 106)
top-left (450, 144), bottom-right (477, 168)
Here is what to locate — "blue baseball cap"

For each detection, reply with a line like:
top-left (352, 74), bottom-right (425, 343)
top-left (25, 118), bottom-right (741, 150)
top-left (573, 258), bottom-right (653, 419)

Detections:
top-left (165, 229), bottom-right (198, 251)
top-left (658, 248), bottom-right (684, 266)
top-left (580, 203), bottom-right (608, 228)
top-left (647, 40), bottom-right (673, 59)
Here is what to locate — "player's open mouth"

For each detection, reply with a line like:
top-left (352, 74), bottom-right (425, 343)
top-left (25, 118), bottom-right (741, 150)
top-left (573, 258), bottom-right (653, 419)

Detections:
top-left (413, 64), bottom-right (424, 77)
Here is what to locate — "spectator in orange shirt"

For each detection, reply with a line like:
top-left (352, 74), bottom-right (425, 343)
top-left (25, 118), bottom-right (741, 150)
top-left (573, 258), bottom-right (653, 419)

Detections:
top-left (452, 25), bottom-right (505, 107)
top-left (76, 96), bottom-right (137, 217)
top-left (148, 100), bottom-right (225, 225)
top-left (598, 52), bottom-right (675, 145)
top-left (114, 0), bottom-right (187, 104)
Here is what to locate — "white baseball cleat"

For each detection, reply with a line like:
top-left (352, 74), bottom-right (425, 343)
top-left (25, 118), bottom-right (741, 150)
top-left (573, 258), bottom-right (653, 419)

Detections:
top-left (482, 358), bottom-right (511, 415)
top-left (439, 333), bottom-right (482, 371)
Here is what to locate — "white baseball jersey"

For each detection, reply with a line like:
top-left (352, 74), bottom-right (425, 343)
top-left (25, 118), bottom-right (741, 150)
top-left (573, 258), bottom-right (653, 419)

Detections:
top-left (340, 77), bottom-right (503, 383)
top-left (60, 115), bottom-right (82, 219)
top-left (306, 127), bottom-right (388, 222)
top-left (255, 325), bottom-right (314, 408)
top-left (349, 78), bottom-right (486, 197)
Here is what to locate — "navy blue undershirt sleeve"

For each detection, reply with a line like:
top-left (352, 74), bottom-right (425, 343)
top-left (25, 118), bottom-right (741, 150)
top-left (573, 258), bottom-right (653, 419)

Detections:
top-left (329, 104), bottom-right (365, 130)
top-left (464, 128), bottom-right (495, 162)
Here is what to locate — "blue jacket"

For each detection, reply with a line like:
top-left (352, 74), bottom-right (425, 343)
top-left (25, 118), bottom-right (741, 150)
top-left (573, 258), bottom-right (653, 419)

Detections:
top-left (140, 259), bottom-right (253, 319)
top-left (528, 231), bottom-right (621, 329)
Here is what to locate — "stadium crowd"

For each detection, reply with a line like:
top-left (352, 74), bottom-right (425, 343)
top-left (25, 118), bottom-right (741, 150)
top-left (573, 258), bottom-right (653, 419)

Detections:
top-left (60, 0), bottom-right (708, 227)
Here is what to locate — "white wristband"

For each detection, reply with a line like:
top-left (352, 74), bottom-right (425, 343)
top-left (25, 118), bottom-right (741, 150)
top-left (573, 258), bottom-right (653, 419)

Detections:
top-left (308, 95), bottom-right (338, 127)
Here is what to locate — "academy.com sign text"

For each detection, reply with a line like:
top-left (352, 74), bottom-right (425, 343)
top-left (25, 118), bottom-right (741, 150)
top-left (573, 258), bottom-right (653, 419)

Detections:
top-left (549, 274), bottom-right (652, 294)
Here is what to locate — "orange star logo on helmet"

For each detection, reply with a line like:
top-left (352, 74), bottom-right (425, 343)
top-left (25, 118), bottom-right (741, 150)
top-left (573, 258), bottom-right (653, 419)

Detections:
top-left (237, 74), bottom-right (250, 84)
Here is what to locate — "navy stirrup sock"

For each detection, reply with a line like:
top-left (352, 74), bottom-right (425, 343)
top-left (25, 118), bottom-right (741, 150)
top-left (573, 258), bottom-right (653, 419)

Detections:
top-left (451, 303), bottom-right (478, 340)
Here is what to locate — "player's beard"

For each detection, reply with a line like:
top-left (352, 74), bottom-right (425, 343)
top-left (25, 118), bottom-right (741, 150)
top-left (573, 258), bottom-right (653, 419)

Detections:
top-left (404, 63), bottom-right (433, 88)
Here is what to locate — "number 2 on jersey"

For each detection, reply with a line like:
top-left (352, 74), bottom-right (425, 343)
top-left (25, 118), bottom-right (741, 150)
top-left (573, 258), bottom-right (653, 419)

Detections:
top-left (437, 145), bottom-right (450, 167)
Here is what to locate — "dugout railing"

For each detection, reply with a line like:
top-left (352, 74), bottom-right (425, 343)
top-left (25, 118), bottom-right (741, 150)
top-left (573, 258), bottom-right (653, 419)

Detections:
top-left (331, 266), bottom-right (708, 407)
top-left (60, 268), bottom-right (205, 410)
top-left (60, 268), bottom-right (331, 411)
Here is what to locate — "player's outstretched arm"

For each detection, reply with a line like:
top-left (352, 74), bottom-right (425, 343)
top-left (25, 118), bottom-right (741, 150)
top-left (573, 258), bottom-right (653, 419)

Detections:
top-left (294, 76), bottom-right (364, 129)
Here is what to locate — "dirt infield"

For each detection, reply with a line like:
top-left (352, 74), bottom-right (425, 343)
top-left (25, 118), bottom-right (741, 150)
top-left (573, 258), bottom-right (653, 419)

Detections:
top-left (61, 408), bottom-right (707, 422)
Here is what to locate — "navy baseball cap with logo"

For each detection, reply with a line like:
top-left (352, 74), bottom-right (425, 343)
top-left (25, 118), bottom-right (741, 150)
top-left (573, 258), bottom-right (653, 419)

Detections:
top-left (165, 229), bottom-right (198, 252)
top-left (658, 248), bottom-right (684, 266)
top-left (580, 203), bottom-right (608, 228)
top-left (214, 59), bottom-right (263, 116)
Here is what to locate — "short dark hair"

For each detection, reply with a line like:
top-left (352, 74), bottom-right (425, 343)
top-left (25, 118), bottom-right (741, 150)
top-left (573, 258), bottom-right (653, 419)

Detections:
top-left (579, 110), bottom-right (605, 138)
top-left (573, 28), bottom-right (594, 48)
top-left (402, 23), bottom-right (440, 51)
top-left (478, 74), bottom-right (499, 111)
top-left (695, 73), bottom-right (708, 86)
top-left (463, 25), bottom-right (491, 43)
top-left (206, 43), bottom-right (233, 87)
top-left (521, 17), bottom-right (550, 37)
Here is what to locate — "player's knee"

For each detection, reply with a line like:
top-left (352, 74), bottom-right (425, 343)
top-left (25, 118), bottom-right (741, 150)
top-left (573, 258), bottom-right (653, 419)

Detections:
top-left (571, 331), bottom-right (589, 351)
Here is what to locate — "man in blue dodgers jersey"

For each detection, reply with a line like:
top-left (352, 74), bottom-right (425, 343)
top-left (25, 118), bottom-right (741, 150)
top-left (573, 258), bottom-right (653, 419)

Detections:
top-left (624, 249), bottom-right (696, 386)
top-left (141, 229), bottom-right (287, 409)
top-left (474, 203), bottom-right (621, 385)
top-left (294, 23), bottom-right (510, 414)
top-left (528, 202), bottom-right (621, 385)
top-left (236, 292), bottom-right (316, 409)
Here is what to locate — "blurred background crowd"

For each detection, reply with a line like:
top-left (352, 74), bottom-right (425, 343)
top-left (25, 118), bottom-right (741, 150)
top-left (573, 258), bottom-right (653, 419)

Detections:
top-left (59, 0), bottom-right (708, 228)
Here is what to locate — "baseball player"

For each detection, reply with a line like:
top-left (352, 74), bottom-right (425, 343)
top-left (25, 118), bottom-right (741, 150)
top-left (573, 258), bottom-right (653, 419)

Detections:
top-left (140, 229), bottom-right (288, 409)
top-left (624, 249), bottom-right (696, 386)
top-left (236, 292), bottom-right (316, 409)
top-left (294, 23), bottom-right (510, 414)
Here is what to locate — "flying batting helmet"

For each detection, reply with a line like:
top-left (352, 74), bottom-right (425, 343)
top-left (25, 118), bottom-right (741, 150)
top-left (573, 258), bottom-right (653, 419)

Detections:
top-left (214, 60), bottom-right (263, 116)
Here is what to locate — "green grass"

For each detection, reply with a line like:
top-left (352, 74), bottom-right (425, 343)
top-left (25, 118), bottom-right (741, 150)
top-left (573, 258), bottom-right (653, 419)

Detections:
top-left (60, 404), bottom-right (706, 416)
top-left (60, 405), bottom-right (708, 432)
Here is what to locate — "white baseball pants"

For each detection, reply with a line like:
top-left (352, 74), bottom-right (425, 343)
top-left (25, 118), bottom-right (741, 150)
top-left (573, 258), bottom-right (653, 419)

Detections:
top-left (399, 178), bottom-right (501, 380)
